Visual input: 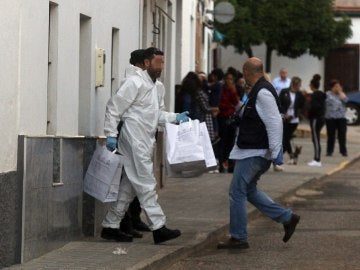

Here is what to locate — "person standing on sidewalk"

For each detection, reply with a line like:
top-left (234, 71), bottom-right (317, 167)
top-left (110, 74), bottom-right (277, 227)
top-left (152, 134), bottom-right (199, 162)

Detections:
top-left (217, 57), bottom-right (300, 250)
top-left (102, 47), bottom-right (189, 244)
top-left (307, 74), bottom-right (326, 167)
top-left (279, 77), bottom-right (305, 164)
top-left (218, 72), bottom-right (240, 173)
top-left (178, 71), bottom-right (218, 143)
top-left (325, 79), bottom-right (348, 157)
top-left (272, 68), bottom-right (291, 95)
top-left (208, 68), bottom-right (224, 164)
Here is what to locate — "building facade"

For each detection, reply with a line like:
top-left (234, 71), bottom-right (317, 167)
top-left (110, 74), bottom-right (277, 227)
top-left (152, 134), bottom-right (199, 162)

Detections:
top-left (0, 0), bottom-right (215, 267)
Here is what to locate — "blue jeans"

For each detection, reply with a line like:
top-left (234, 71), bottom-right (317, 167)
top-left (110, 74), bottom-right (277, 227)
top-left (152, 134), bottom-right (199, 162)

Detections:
top-left (230, 157), bottom-right (292, 241)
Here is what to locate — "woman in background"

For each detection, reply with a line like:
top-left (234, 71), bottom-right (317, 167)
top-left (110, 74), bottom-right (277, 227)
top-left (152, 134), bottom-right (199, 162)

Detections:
top-left (324, 79), bottom-right (348, 157)
top-left (217, 72), bottom-right (240, 173)
top-left (307, 74), bottom-right (326, 167)
top-left (279, 76), bottom-right (305, 164)
top-left (179, 71), bottom-right (218, 142)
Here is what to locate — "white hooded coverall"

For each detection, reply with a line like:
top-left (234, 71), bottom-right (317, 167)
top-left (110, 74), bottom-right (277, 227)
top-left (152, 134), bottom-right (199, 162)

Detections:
top-left (102, 70), bottom-right (177, 231)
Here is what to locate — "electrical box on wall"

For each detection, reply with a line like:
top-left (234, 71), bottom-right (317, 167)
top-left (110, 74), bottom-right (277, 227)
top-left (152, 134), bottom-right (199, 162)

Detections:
top-left (95, 48), bottom-right (105, 87)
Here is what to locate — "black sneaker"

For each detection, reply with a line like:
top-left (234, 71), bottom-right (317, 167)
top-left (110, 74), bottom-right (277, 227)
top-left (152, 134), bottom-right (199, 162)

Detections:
top-left (153, 226), bottom-right (181, 244)
top-left (217, 237), bottom-right (249, 249)
top-left (101, 228), bottom-right (133, 242)
top-left (283, 214), bottom-right (300, 243)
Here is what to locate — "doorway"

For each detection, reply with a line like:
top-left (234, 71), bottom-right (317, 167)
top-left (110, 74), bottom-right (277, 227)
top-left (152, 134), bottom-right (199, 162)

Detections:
top-left (325, 44), bottom-right (359, 92)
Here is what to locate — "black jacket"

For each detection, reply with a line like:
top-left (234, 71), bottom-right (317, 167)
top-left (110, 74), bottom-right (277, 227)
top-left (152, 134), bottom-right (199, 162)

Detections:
top-left (308, 91), bottom-right (326, 119)
top-left (236, 77), bottom-right (280, 149)
top-left (278, 88), bottom-right (305, 118)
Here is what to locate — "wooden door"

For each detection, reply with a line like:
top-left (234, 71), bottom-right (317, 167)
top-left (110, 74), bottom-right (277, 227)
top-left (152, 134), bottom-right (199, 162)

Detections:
top-left (325, 44), bottom-right (359, 92)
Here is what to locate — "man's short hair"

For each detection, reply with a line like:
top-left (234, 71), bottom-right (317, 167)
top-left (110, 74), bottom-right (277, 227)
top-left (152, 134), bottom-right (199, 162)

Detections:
top-left (129, 49), bottom-right (145, 65)
top-left (143, 47), bottom-right (164, 61)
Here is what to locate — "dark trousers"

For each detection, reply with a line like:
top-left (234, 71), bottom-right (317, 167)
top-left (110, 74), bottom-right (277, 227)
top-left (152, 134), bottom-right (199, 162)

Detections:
top-left (283, 122), bottom-right (298, 155)
top-left (325, 118), bottom-right (347, 156)
top-left (120, 197), bottom-right (142, 232)
top-left (310, 118), bottom-right (325, 161)
top-left (218, 116), bottom-right (237, 170)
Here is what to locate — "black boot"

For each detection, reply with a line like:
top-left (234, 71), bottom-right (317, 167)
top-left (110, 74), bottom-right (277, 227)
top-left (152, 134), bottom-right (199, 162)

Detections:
top-left (120, 212), bottom-right (143, 238)
top-left (101, 228), bottom-right (133, 242)
top-left (153, 226), bottom-right (181, 244)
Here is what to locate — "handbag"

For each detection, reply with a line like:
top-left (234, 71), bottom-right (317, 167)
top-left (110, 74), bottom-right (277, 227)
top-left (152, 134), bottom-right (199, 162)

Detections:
top-left (83, 143), bottom-right (126, 202)
top-left (165, 119), bottom-right (206, 172)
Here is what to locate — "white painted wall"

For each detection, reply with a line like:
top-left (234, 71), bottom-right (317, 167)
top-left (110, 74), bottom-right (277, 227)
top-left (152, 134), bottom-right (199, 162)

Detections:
top-left (174, 0), bottom-right (214, 83)
top-left (0, 1), bottom-right (21, 173)
top-left (163, 0), bottom-right (178, 112)
top-left (220, 17), bottom-right (360, 92)
top-left (0, 0), bottom-right (216, 172)
top-left (0, 0), bottom-right (141, 172)
top-left (178, 0), bottom-right (197, 80)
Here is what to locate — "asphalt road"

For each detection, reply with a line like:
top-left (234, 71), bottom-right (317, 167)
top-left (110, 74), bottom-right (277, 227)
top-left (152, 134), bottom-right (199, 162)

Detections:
top-left (169, 158), bottom-right (360, 270)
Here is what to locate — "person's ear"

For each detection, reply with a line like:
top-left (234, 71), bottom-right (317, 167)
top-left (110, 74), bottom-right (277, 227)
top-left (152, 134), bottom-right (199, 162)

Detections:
top-left (144, 59), bottom-right (150, 68)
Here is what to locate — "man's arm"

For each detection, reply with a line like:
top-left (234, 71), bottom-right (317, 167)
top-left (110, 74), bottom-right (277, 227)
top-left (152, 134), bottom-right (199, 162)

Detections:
top-left (256, 89), bottom-right (283, 159)
top-left (157, 83), bottom-right (177, 124)
top-left (104, 79), bottom-right (139, 137)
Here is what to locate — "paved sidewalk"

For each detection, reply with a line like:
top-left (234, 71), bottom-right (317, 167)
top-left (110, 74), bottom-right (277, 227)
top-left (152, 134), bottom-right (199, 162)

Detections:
top-left (5, 126), bottom-right (360, 270)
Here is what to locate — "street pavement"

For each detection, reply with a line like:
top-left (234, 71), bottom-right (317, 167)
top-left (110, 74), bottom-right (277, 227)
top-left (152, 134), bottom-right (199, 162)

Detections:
top-left (5, 124), bottom-right (360, 270)
top-left (171, 141), bottom-right (360, 270)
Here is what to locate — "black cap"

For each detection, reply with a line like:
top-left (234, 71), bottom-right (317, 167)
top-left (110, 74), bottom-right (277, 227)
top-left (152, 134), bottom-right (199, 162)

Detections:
top-left (130, 49), bottom-right (145, 65)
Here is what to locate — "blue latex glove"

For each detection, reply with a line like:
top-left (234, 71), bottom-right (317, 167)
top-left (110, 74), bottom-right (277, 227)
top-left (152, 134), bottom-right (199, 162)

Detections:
top-left (106, 137), bottom-right (117, 151)
top-left (273, 149), bottom-right (284, 165)
top-left (176, 111), bottom-right (190, 123)
top-left (241, 94), bottom-right (248, 104)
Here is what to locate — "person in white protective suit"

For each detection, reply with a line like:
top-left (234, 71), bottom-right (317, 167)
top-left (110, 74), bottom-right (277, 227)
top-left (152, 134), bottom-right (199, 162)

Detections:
top-left (101, 47), bottom-right (190, 244)
top-left (119, 49), bottom-right (150, 239)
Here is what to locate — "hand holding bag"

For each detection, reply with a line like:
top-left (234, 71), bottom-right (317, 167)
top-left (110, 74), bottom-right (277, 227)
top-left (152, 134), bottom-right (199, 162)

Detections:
top-left (84, 143), bottom-right (126, 202)
top-left (165, 121), bottom-right (217, 177)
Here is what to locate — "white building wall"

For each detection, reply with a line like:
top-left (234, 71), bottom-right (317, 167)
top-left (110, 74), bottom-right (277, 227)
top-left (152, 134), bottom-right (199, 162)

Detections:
top-left (347, 17), bottom-right (360, 91)
top-left (202, 26), bottom-right (214, 74)
top-left (163, 1), bottom-right (178, 112)
top-left (0, 0), bottom-right (141, 172)
top-left (348, 17), bottom-right (360, 43)
top-left (140, 0), bottom-right (178, 112)
top-left (220, 17), bottom-right (360, 91)
top-left (179, 0), bottom-right (197, 80)
top-left (0, 1), bottom-right (21, 173)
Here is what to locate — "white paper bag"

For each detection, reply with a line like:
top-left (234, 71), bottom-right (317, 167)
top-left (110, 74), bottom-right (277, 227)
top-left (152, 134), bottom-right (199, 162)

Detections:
top-left (165, 156), bottom-right (204, 178)
top-left (165, 119), bottom-right (206, 172)
top-left (84, 143), bottom-right (125, 202)
top-left (199, 122), bottom-right (217, 171)
top-left (167, 122), bottom-right (217, 177)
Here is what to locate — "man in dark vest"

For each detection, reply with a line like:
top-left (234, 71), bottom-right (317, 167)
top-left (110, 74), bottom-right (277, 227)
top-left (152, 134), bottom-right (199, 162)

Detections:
top-left (217, 57), bottom-right (300, 249)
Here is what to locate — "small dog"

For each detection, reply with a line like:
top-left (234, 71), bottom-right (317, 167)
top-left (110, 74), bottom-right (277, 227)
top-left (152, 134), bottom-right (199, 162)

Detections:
top-left (287, 146), bottom-right (302, 165)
